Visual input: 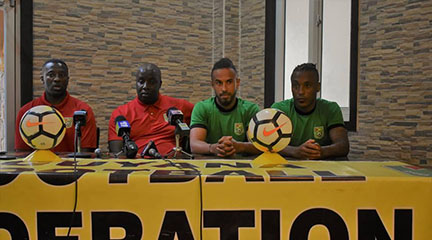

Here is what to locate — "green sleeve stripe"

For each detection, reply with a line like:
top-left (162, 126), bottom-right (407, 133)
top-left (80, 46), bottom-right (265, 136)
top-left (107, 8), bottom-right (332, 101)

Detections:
top-left (190, 124), bottom-right (207, 130)
top-left (328, 123), bottom-right (345, 130)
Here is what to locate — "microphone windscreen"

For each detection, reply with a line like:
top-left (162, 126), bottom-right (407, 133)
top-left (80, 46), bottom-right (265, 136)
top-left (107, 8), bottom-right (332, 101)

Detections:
top-left (149, 149), bottom-right (162, 159)
top-left (115, 115), bottom-right (131, 137)
top-left (166, 107), bottom-right (184, 125)
top-left (115, 115), bottom-right (127, 123)
top-left (73, 110), bottom-right (87, 126)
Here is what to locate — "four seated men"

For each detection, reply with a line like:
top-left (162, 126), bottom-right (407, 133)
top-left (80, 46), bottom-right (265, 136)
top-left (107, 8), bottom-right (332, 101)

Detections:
top-left (15, 59), bottom-right (349, 159)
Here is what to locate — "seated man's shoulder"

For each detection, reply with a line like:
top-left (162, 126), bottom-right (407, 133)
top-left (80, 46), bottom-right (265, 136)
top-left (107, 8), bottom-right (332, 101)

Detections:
top-left (271, 98), bottom-right (294, 108)
top-left (196, 97), bottom-right (213, 105)
top-left (317, 98), bottom-right (341, 110)
top-left (17, 96), bottom-right (52, 117)
top-left (237, 98), bottom-right (260, 114)
top-left (193, 97), bottom-right (215, 111)
top-left (109, 99), bottom-right (135, 120)
top-left (68, 95), bottom-right (94, 111)
top-left (114, 98), bottom-right (135, 109)
top-left (239, 98), bottom-right (259, 107)
top-left (163, 95), bottom-right (192, 105)
top-left (18, 99), bottom-right (38, 114)
top-left (161, 95), bottom-right (194, 115)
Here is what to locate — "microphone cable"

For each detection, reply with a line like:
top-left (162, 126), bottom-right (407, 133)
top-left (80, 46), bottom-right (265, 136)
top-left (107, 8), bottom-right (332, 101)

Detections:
top-left (158, 137), bottom-right (203, 240)
top-left (164, 157), bottom-right (203, 240)
top-left (66, 123), bottom-right (80, 239)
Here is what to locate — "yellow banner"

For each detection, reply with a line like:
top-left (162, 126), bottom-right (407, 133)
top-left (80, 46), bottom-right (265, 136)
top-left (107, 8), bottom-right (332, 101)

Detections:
top-left (0, 158), bottom-right (431, 239)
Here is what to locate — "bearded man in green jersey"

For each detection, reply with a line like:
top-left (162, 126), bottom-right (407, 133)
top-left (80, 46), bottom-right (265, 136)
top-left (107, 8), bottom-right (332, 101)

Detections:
top-left (190, 58), bottom-right (260, 157)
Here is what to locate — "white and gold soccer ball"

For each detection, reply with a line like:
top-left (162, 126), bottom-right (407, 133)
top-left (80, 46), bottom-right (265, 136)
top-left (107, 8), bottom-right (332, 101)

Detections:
top-left (19, 105), bottom-right (66, 150)
top-left (247, 108), bottom-right (292, 153)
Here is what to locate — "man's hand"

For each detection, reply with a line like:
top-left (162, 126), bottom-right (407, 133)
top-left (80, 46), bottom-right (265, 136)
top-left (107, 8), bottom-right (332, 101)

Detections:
top-left (212, 136), bottom-right (236, 157)
top-left (190, 128), bottom-right (238, 157)
top-left (293, 139), bottom-right (322, 159)
top-left (279, 127), bottom-right (349, 160)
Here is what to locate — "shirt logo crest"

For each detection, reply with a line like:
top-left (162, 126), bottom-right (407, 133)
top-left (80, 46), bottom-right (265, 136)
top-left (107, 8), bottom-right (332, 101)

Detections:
top-left (234, 123), bottom-right (244, 136)
top-left (314, 126), bottom-right (324, 139)
top-left (65, 117), bottom-right (73, 129)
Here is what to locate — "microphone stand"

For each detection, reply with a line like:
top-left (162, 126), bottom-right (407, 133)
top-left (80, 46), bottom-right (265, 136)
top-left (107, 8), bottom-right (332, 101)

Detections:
top-left (114, 149), bottom-right (124, 158)
top-left (165, 127), bottom-right (194, 159)
top-left (114, 142), bottom-right (129, 158)
top-left (115, 136), bottom-right (138, 159)
top-left (67, 122), bottom-right (91, 158)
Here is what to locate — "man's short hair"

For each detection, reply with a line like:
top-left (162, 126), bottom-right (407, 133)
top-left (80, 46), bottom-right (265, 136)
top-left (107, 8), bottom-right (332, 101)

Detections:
top-left (291, 63), bottom-right (319, 82)
top-left (211, 58), bottom-right (237, 77)
top-left (42, 59), bottom-right (69, 74)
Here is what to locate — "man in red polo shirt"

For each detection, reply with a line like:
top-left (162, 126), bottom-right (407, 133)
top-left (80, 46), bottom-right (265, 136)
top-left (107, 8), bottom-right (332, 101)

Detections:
top-left (108, 63), bottom-right (194, 156)
top-left (15, 59), bottom-right (97, 152)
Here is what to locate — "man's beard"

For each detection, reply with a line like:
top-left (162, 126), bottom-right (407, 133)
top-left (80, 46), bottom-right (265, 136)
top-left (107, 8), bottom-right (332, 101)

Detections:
top-left (216, 91), bottom-right (236, 106)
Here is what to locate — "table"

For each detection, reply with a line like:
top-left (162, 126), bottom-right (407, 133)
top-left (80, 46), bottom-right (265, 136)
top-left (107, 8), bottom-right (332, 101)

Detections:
top-left (1, 157), bottom-right (431, 239)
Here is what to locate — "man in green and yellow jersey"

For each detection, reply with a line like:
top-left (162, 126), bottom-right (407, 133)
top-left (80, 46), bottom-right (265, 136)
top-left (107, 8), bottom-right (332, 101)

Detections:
top-left (190, 58), bottom-right (260, 157)
top-left (272, 63), bottom-right (349, 159)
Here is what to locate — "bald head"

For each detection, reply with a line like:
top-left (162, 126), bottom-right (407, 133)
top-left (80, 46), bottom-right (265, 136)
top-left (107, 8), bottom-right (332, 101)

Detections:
top-left (136, 63), bottom-right (162, 104)
top-left (137, 63), bottom-right (161, 78)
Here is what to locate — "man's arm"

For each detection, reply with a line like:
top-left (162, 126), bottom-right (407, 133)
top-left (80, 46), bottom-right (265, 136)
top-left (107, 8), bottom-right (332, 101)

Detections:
top-left (232, 140), bottom-right (261, 155)
top-left (108, 108), bottom-right (124, 153)
top-left (109, 140), bottom-right (123, 153)
top-left (320, 126), bottom-right (349, 159)
top-left (190, 127), bottom-right (212, 154)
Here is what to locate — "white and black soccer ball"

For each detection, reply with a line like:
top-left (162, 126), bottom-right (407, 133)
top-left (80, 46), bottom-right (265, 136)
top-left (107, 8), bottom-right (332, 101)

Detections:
top-left (247, 108), bottom-right (292, 153)
top-left (19, 105), bottom-right (66, 150)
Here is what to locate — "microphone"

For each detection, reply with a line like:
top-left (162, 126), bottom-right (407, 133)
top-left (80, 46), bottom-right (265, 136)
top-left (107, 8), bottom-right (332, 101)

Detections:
top-left (166, 107), bottom-right (190, 136)
top-left (115, 115), bottom-right (131, 139)
top-left (73, 110), bottom-right (87, 127)
top-left (164, 107), bottom-right (194, 159)
top-left (94, 148), bottom-right (102, 158)
top-left (141, 140), bottom-right (162, 159)
top-left (67, 110), bottom-right (91, 158)
top-left (124, 141), bottom-right (138, 158)
top-left (115, 115), bottom-right (138, 158)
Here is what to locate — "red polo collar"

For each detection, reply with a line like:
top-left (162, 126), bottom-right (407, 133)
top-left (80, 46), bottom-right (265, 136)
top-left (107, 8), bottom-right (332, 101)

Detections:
top-left (41, 91), bottom-right (70, 109)
top-left (135, 93), bottom-right (163, 110)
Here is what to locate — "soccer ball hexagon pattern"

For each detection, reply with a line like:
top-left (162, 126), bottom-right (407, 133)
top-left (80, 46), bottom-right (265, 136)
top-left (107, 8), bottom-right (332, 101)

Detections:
top-left (247, 108), bottom-right (292, 153)
top-left (19, 105), bottom-right (66, 150)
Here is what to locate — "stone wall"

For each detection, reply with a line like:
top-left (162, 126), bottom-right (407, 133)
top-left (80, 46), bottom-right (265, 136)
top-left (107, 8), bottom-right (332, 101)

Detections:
top-left (349, 0), bottom-right (432, 165)
top-left (32, 0), bottom-right (265, 151)
top-left (240, 0), bottom-right (265, 105)
top-left (213, 0), bottom-right (265, 104)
